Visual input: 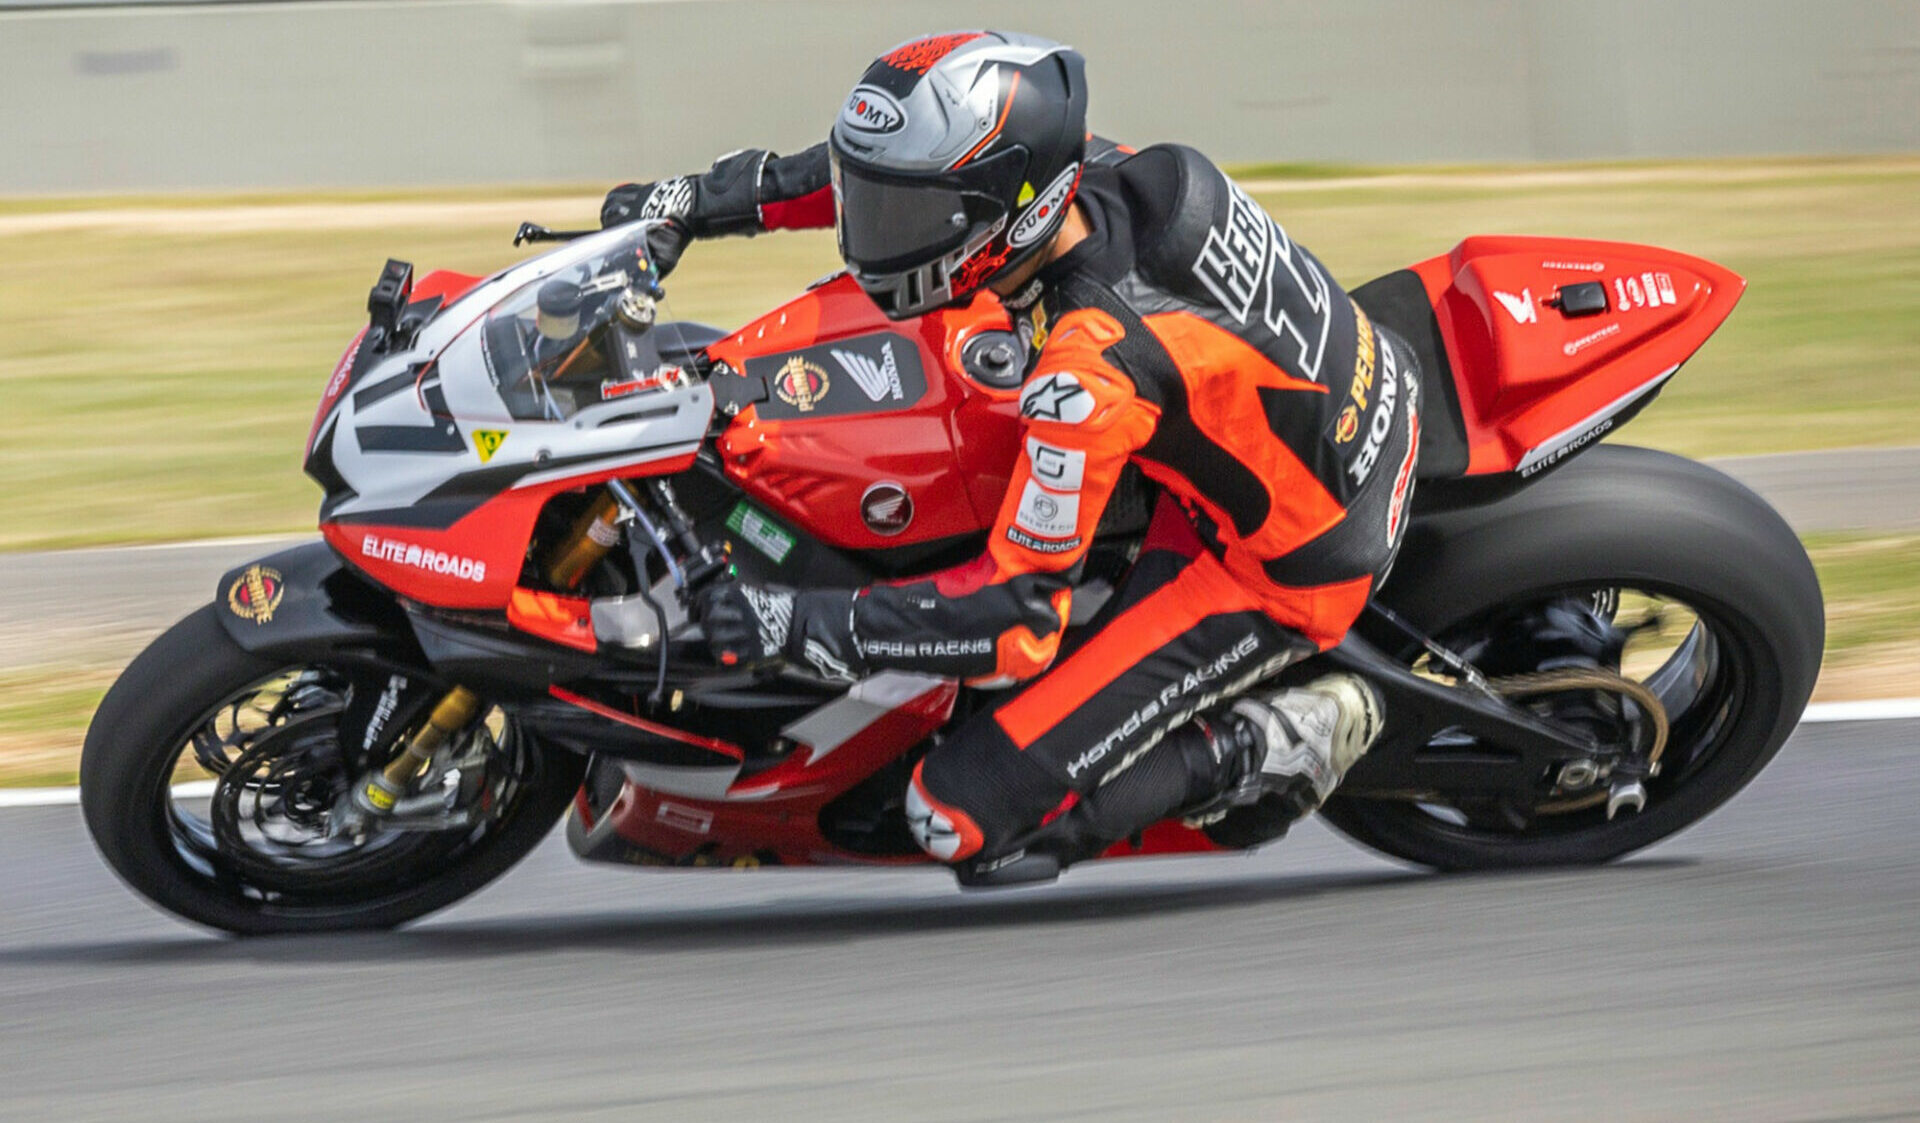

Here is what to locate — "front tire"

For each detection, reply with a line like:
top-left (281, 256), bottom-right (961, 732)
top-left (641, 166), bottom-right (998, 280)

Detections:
top-left (81, 604), bottom-right (585, 935)
top-left (1321, 446), bottom-right (1824, 869)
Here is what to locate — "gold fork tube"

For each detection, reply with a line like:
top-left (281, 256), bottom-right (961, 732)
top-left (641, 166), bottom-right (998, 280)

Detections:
top-left (358, 686), bottom-right (485, 813)
top-left (378, 687), bottom-right (484, 786)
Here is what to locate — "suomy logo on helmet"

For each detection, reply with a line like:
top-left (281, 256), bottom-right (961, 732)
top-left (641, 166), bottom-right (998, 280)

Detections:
top-left (1009, 163), bottom-right (1080, 248)
top-left (842, 86), bottom-right (906, 135)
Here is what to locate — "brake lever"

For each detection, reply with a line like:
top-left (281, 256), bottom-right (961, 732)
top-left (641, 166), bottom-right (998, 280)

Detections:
top-left (513, 222), bottom-right (598, 247)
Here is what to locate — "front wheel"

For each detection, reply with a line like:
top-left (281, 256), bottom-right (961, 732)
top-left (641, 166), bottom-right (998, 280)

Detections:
top-left (1321, 446), bottom-right (1825, 869)
top-left (81, 605), bottom-right (585, 935)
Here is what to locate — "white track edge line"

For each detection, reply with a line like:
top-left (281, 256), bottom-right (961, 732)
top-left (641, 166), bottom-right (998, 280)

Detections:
top-left (2, 702), bottom-right (1915, 809)
top-left (1800, 699), bottom-right (1920, 723)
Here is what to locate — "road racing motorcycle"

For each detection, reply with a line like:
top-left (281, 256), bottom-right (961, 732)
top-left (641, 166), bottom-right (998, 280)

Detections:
top-left (81, 218), bottom-right (1824, 934)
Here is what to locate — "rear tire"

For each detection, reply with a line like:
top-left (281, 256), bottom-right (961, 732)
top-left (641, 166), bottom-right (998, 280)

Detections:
top-left (1320, 446), bottom-right (1824, 869)
top-left (81, 604), bottom-right (585, 935)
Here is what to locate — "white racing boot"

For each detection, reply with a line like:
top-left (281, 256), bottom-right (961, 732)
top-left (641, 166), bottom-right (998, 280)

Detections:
top-left (1227, 673), bottom-right (1384, 811)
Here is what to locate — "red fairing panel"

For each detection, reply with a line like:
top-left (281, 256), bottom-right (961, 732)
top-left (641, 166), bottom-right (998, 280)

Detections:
top-left (410, 268), bottom-right (485, 306)
top-left (320, 450), bottom-right (696, 610)
top-left (586, 674), bottom-right (962, 867)
top-left (1405, 237), bottom-right (1744, 476)
top-left (707, 276), bottom-right (1026, 551)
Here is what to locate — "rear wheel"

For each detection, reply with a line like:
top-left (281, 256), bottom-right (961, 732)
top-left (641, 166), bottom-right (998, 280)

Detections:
top-left (1320, 447), bottom-right (1824, 869)
top-left (81, 605), bottom-right (585, 934)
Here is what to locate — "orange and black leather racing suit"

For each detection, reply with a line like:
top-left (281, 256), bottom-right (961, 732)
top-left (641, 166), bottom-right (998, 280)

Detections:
top-left (624, 141), bottom-right (1422, 867)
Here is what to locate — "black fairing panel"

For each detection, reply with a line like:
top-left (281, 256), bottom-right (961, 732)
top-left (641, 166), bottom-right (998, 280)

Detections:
top-left (214, 541), bottom-right (413, 661)
top-left (1350, 269), bottom-right (1470, 480)
top-left (655, 320), bottom-right (729, 366)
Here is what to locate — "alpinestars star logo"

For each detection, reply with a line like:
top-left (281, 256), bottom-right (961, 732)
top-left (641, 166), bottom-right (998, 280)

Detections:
top-left (831, 340), bottom-right (904, 402)
top-left (1019, 373), bottom-right (1093, 423)
top-left (802, 639), bottom-right (855, 682)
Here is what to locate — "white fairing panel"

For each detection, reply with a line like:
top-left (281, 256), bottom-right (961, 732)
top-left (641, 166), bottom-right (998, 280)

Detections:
top-left (315, 221), bottom-right (716, 519)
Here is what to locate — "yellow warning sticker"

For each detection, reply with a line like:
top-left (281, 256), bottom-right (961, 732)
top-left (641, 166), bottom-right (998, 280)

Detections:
top-left (472, 429), bottom-right (508, 463)
top-left (1017, 181), bottom-right (1036, 207)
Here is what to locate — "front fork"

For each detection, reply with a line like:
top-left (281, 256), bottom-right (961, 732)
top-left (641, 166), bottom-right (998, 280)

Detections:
top-left (352, 686), bottom-right (485, 817)
top-left (347, 478), bottom-right (726, 821)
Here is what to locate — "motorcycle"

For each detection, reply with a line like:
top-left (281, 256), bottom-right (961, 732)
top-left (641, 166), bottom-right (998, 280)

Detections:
top-left (80, 218), bottom-right (1824, 934)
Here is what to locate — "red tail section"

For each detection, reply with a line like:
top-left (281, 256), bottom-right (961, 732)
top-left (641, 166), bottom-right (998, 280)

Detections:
top-left (1405, 237), bottom-right (1745, 476)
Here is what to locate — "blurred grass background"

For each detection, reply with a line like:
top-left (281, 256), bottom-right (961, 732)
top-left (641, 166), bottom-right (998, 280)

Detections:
top-left (0, 157), bottom-right (1915, 783)
top-left (2, 157), bottom-right (1916, 550)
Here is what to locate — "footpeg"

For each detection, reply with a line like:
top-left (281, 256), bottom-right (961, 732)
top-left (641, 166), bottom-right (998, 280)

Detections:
top-left (1606, 780), bottom-right (1647, 819)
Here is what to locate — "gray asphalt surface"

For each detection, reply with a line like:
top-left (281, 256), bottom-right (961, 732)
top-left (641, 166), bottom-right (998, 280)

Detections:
top-left (2, 718), bottom-right (1917, 1121)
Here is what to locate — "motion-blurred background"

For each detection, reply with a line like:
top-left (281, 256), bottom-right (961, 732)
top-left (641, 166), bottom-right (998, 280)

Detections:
top-left (1, 0), bottom-right (1916, 780)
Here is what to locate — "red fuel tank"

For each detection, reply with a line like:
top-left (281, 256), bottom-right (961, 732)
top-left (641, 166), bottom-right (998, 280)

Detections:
top-left (706, 276), bottom-right (1027, 551)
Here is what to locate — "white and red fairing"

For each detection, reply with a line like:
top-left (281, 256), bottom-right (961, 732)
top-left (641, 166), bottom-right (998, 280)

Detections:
top-left (307, 224), bottom-right (714, 608)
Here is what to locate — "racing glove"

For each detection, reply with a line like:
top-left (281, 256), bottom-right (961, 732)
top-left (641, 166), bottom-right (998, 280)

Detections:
top-left (597, 180), bottom-right (697, 277)
top-left (695, 566), bottom-right (1072, 686)
top-left (599, 146), bottom-right (833, 276)
top-left (694, 579), bottom-right (866, 683)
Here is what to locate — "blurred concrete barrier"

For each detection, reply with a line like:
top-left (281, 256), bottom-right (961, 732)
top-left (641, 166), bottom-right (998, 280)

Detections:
top-left (1, 0), bottom-right (1917, 192)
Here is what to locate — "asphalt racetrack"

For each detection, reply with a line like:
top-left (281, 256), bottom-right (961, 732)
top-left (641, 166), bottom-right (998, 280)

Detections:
top-left (1, 446), bottom-right (1916, 1120)
top-left (2, 716), bottom-right (1916, 1121)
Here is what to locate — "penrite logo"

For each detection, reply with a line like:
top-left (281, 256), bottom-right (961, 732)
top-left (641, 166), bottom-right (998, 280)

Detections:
top-left (226, 565), bottom-right (284, 625)
top-left (842, 85), bottom-right (906, 134)
top-left (361, 534), bottom-right (487, 582)
top-left (1335, 403), bottom-right (1359, 443)
top-left (772, 356), bottom-right (830, 412)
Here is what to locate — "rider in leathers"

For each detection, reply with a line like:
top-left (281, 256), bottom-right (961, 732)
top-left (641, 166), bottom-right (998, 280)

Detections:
top-left (602, 31), bottom-right (1420, 884)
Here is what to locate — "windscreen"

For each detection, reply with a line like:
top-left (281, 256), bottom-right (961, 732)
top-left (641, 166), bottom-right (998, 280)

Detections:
top-left (473, 228), bottom-right (689, 421)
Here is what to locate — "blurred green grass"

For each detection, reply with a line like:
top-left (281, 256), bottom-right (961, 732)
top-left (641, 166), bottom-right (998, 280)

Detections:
top-left (1807, 533), bottom-right (1920, 655)
top-left (1, 157), bottom-right (1915, 550)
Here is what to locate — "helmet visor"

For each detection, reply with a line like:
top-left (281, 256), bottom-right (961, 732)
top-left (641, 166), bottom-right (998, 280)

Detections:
top-left (832, 147), bottom-right (1029, 275)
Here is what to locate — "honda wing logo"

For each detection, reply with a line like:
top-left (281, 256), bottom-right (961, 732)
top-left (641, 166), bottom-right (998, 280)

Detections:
top-left (831, 341), bottom-right (905, 403)
top-left (1494, 288), bottom-right (1537, 325)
